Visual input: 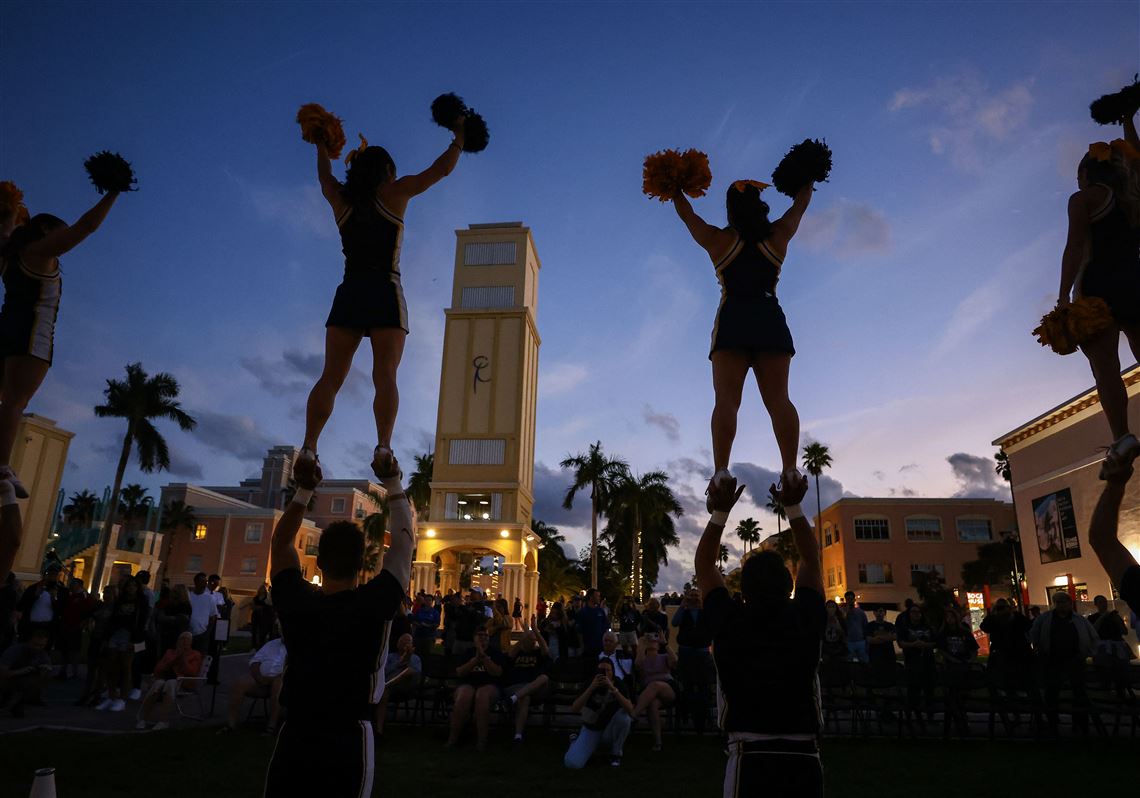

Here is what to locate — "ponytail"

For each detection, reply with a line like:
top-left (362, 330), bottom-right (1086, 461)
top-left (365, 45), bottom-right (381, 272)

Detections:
top-left (725, 183), bottom-right (771, 243)
top-left (342, 146), bottom-right (396, 207)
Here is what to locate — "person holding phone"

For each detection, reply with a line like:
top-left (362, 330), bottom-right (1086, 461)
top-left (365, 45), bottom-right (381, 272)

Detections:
top-left (564, 658), bottom-right (636, 769)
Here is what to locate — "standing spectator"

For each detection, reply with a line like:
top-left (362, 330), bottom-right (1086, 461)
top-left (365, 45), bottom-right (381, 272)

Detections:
top-left (639, 597), bottom-right (669, 646)
top-left (564, 658), bottom-right (635, 769)
top-left (565, 594), bottom-right (584, 658)
top-left (865, 607), bottom-right (897, 670)
top-left (897, 604), bottom-right (936, 720)
top-left (503, 630), bottom-right (551, 742)
top-left (96, 576), bottom-right (148, 712)
top-left (447, 627), bottom-right (504, 750)
top-left (136, 631), bottom-right (204, 731)
top-left (936, 606), bottom-right (979, 733)
top-left (894, 598), bottom-right (915, 641)
top-left (452, 589), bottom-right (486, 659)
top-left (441, 591), bottom-right (460, 658)
top-left (1030, 592), bottom-right (1099, 734)
top-left (1088, 594), bottom-right (1130, 659)
top-left (56, 578), bottom-right (94, 680)
top-left (672, 588), bottom-right (713, 733)
top-left (536, 595), bottom-right (548, 624)
top-left (205, 574), bottom-right (230, 685)
top-left (631, 634), bottom-right (676, 751)
top-left (187, 572), bottom-right (217, 654)
top-left (0, 572), bottom-right (19, 654)
top-left (843, 591), bottom-right (869, 663)
top-left (411, 593), bottom-right (440, 660)
top-left (156, 584), bottom-right (192, 653)
top-left (541, 601), bottom-right (568, 661)
top-left (130, 571), bottom-right (158, 700)
top-left (696, 475), bottom-right (826, 797)
top-left (615, 596), bottom-right (641, 653)
top-left (373, 632), bottom-right (421, 736)
top-left (577, 589), bottom-right (609, 671)
top-left (512, 596), bottom-right (524, 631)
top-left (77, 583), bottom-right (116, 707)
top-left (488, 598), bottom-right (512, 652)
top-left (980, 599), bottom-right (1036, 698)
top-left (249, 583), bottom-right (275, 651)
top-left (822, 601), bottom-right (847, 662)
top-left (0, 626), bottom-right (52, 716)
top-left (219, 633), bottom-right (287, 735)
top-left (17, 561), bottom-right (65, 644)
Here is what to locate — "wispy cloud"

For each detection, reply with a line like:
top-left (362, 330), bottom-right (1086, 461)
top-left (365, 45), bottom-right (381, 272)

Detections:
top-left (241, 349), bottom-right (370, 398)
top-left (643, 404), bottom-right (680, 442)
top-left (192, 410), bottom-right (279, 462)
top-left (539, 362), bottom-right (589, 399)
top-left (889, 71), bottom-right (1034, 172)
top-left (227, 172), bottom-right (335, 239)
top-left (799, 199), bottom-right (892, 258)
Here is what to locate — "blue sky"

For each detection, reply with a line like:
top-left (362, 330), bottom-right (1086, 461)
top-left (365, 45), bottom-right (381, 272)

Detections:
top-left (2, 1), bottom-right (1137, 590)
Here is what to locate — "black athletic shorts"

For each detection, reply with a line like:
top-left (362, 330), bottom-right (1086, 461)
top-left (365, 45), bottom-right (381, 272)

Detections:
top-left (264, 719), bottom-right (374, 797)
top-left (710, 294), bottom-right (795, 360)
top-left (724, 737), bottom-right (823, 798)
top-left (326, 272), bottom-right (408, 334)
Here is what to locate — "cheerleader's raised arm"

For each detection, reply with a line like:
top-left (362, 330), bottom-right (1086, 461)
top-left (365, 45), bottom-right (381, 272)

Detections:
top-left (768, 183), bottom-right (814, 252)
top-left (21, 192), bottom-right (119, 265)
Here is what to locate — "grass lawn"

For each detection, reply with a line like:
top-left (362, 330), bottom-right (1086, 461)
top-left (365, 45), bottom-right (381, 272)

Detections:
top-left (3, 727), bottom-right (1137, 797)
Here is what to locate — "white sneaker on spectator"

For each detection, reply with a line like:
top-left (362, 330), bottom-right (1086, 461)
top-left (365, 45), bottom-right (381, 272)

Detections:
top-left (110, 699), bottom-right (126, 712)
top-left (135, 720), bottom-right (148, 730)
top-left (152, 721), bottom-right (169, 731)
top-left (128, 688), bottom-right (142, 701)
top-left (95, 698), bottom-right (113, 711)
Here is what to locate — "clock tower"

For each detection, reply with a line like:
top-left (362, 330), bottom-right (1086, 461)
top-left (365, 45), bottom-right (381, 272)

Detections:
top-left (412, 223), bottom-right (542, 614)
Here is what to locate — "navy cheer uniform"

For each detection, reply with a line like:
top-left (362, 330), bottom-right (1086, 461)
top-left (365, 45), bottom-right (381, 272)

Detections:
top-left (0, 254), bottom-right (62, 364)
top-left (1076, 184), bottom-right (1140, 325)
top-left (710, 234), bottom-right (795, 359)
top-left (326, 197), bottom-right (408, 333)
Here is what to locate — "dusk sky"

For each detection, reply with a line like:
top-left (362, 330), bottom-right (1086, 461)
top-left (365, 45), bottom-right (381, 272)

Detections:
top-left (2, 1), bottom-right (1137, 590)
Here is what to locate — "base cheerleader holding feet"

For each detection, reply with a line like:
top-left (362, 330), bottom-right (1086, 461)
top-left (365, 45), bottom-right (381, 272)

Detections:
top-left (0, 154), bottom-right (133, 496)
top-left (293, 95), bottom-right (488, 483)
top-left (644, 142), bottom-right (830, 507)
top-left (1050, 91), bottom-right (1140, 479)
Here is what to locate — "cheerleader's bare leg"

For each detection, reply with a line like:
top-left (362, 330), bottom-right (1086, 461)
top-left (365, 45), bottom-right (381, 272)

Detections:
top-left (1079, 326), bottom-right (1129, 440)
top-left (368, 327), bottom-right (406, 475)
top-left (0, 355), bottom-right (51, 475)
top-left (710, 350), bottom-right (750, 477)
top-left (752, 352), bottom-right (800, 479)
top-left (302, 327), bottom-right (363, 454)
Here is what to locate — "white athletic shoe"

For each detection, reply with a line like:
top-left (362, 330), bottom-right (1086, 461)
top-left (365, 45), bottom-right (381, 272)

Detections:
top-left (110, 699), bottom-right (126, 712)
top-left (0, 466), bottom-right (28, 499)
top-left (95, 698), bottom-right (113, 711)
top-left (152, 721), bottom-right (169, 731)
top-left (135, 720), bottom-right (148, 730)
top-left (128, 688), bottom-right (142, 701)
top-left (1100, 434), bottom-right (1140, 480)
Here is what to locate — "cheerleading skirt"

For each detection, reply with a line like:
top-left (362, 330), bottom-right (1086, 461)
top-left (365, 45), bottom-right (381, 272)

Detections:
top-left (0, 275), bottom-right (61, 365)
top-left (326, 271), bottom-right (409, 334)
top-left (1078, 257), bottom-right (1140, 326)
top-left (710, 293), bottom-right (795, 360)
top-left (723, 736), bottom-right (822, 798)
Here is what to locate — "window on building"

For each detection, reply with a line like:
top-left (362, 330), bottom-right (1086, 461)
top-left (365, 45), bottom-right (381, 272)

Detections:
top-left (905, 517), bottom-right (942, 542)
top-left (827, 567), bottom-right (836, 587)
top-left (837, 567), bottom-right (843, 585)
top-left (854, 518), bottom-right (890, 541)
top-left (244, 523), bottom-right (263, 543)
top-left (331, 497), bottom-right (346, 513)
top-left (910, 563), bottom-right (946, 586)
top-left (858, 563), bottom-right (893, 584)
top-left (445, 492), bottom-right (503, 521)
top-left (193, 524), bottom-right (207, 541)
top-left (241, 557), bottom-right (257, 574)
top-left (956, 518), bottom-right (993, 542)
top-left (186, 554), bottom-right (202, 573)
top-left (824, 525), bottom-right (833, 547)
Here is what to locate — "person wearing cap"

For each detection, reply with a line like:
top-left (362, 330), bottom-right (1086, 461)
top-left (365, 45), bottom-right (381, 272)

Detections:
top-left (17, 561), bottom-right (66, 646)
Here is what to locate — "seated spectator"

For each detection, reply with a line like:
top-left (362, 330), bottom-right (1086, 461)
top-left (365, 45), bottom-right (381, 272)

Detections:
top-left (865, 607), bottom-right (897, 670)
top-left (1030, 592), bottom-right (1098, 735)
top-left (597, 631), bottom-right (634, 688)
top-left (564, 658), bottom-right (635, 769)
top-left (411, 595), bottom-right (440, 660)
top-left (387, 599), bottom-right (412, 653)
top-left (373, 633), bottom-right (422, 735)
top-left (631, 634), bottom-right (677, 751)
top-left (218, 633), bottom-right (287, 735)
top-left (822, 601), bottom-right (847, 662)
top-left (503, 630), bottom-right (551, 742)
top-left (0, 627), bottom-right (52, 716)
top-left (541, 602), bottom-right (568, 661)
top-left (135, 631), bottom-right (203, 730)
top-left (446, 628), bottom-right (504, 750)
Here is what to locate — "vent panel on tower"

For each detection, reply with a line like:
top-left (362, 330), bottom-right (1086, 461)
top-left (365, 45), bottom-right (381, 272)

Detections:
top-left (461, 285), bottom-right (516, 309)
top-left (464, 241), bottom-right (517, 266)
top-left (448, 438), bottom-right (506, 465)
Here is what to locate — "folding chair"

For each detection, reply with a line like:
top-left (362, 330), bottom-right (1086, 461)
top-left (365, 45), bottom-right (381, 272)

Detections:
top-left (176, 655), bottom-right (213, 720)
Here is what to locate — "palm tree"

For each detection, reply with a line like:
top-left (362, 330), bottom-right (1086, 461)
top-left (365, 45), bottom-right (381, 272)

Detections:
top-left (734, 517), bottom-right (762, 553)
top-left (361, 490), bottom-right (389, 578)
top-left (718, 544), bottom-right (731, 574)
top-left (407, 452), bottom-right (434, 520)
top-left (118, 484), bottom-right (152, 531)
top-left (561, 441), bottom-right (629, 589)
top-left (802, 442), bottom-right (833, 549)
top-left (91, 363), bottom-right (196, 589)
top-left (766, 492), bottom-right (786, 539)
top-left (532, 518), bottom-right (568, 565)
top-left (63, 490), bottom-right (100, 529)
top-left (603, 471), bottom-right (683, 601)
top-left (158, 499), bottom-right (198, 582)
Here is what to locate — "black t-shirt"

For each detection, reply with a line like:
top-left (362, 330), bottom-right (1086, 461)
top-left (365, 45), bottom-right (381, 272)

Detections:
top-left (900, 621), bottom-right (934, 664)
top-left (618, 607), bottom-right (640, 632)
top-left (1119, 565), bottom-right (1140, 620)
top-left (980, 612), bottom-right (1032, 661)
top-left (639, 610), bottom-right (670, 641)
top-left (865, 620), bottom-right (896, 666)
top-left (674, 607), bottom-right (713, 649)
top-left (1088, 610), bottom-right (1127, 642)
top-left (455, 603), bottom-right (486, 642)
top-left (271, 567), bottom-right (404, 721)
top-left (936, 625), bottom-right (979, 662)
top-left (507, 647), bottom-right (550, 685)
top-left (1048, 614), bottom-right (1080, 664)
top-left (459, 648), bottom-right (506, 687)
top-left (705, 585), bottom-right (825, 735)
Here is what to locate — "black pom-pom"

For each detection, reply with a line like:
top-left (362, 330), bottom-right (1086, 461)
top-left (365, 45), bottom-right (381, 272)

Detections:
top-left (1090, 76), bottom-right (1140, 126)
top-left (432, 93), bottom-right (468, 129)
top-left (771, 139), bottom-right (832, 197)
top-left (83, 151), bottom-right (137, 194)
top-left (463, 111), bottom-right (489, 153)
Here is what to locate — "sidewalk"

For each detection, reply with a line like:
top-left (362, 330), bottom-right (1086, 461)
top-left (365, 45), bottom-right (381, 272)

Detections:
top-left (0, 652), bottom-right (252, 735)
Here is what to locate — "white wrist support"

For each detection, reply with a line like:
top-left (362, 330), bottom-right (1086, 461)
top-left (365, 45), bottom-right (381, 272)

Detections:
top-left (786, 504), bottom-right (805, 521)
top-left (710, 510), bottom-right (729, 527)
top-left (292, 488), bottom-right (313, 508)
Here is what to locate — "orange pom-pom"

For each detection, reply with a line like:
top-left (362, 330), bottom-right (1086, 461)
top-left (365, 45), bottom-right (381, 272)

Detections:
top-left (642, 149), bottom-right (712, 201)
top-left (296, 103), bottom-right (347, 160)
top-left (1032, 296), bottom-right (1115, 355)
top-left (0, 181), bottom-right (28, 225)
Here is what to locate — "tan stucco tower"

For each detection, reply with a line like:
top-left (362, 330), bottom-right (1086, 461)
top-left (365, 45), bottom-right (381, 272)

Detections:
top-left (414, 223), bottom-right (541, 616)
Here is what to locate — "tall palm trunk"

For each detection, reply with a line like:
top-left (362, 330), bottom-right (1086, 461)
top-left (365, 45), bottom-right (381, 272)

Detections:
top-left (814, 474), bottom-right (823, 550)
top-left (91, 425), bottom-right (133, 590)
top-left (590, 487), bottom-right (598, 589)
top-left (631, 504), bottom-right (641, 602)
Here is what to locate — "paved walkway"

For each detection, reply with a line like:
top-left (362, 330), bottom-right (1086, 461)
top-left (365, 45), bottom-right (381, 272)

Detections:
top-left (0, 653), bottom-right (253, 735)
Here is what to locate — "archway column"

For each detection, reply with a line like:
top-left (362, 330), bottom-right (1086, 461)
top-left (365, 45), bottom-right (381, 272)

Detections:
top-left (412, 560), bottom-right (438, 595)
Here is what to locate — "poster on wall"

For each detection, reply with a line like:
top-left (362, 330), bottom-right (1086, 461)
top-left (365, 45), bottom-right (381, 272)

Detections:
top-left (1032, 487), bottom-right (1082, 564)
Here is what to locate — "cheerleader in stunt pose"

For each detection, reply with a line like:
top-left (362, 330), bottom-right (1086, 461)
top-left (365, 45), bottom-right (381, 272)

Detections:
top-left (1058, 106), bottom-right (1140, 478)
top-left (672, 179), bottom-right (813, 504)
top-left (295, 106), bottom-right (470, 482)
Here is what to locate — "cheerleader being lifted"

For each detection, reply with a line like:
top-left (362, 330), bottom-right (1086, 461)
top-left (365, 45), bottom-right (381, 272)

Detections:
top-left (644, 142), bottom-right (831, 507)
